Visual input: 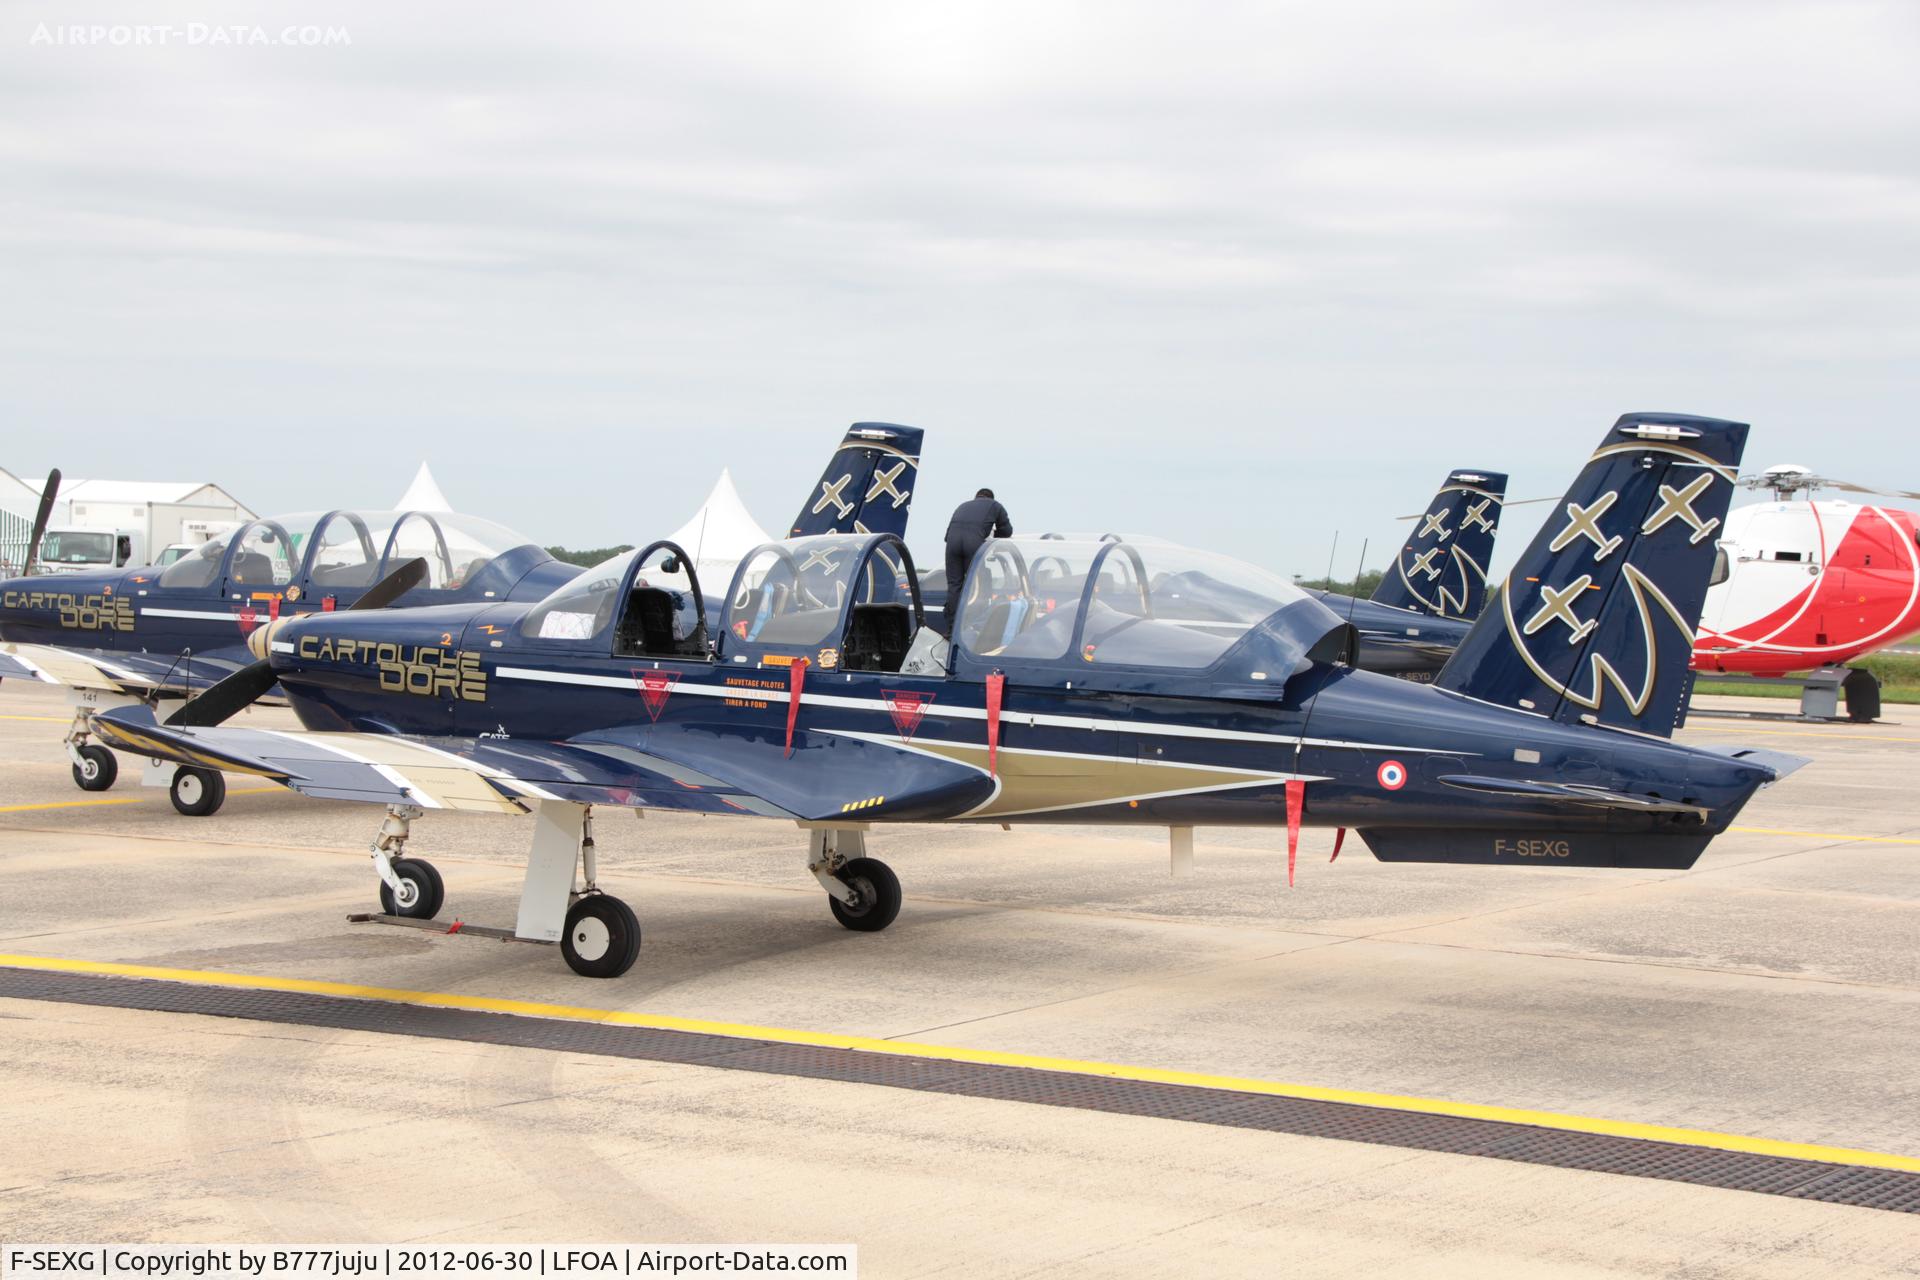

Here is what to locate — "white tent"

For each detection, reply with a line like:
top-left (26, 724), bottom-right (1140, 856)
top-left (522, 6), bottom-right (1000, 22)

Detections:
top-left (667, 468), bottom-right (774, 573)
top-left (396, 462), bottom-right (452, 512)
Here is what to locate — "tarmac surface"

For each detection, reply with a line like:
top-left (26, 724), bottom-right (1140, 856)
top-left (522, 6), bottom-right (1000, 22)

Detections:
top-left (3, 679), bottom-right (1920, 1276)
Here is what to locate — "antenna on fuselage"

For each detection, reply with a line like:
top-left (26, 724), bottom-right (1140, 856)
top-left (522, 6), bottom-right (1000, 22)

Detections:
top-left (1294, 539), bottom-right (1367, 767)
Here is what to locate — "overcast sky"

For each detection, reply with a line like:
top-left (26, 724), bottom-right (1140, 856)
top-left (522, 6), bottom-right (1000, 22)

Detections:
top-left (3, 1), bottom-right (1915, 577)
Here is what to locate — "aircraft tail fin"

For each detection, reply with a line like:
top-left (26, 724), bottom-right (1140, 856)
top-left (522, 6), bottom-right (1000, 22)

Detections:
top-left (1371, 469), bottom-right (1507, 619)
top-left (787, 423), bottom-right (925, 540)
top-left (1434, 413), bottom-right (1747, 737)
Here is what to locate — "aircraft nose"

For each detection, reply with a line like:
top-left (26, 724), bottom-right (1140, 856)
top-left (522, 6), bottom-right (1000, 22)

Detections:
top-left (247, 615), bottom-right (297, 660)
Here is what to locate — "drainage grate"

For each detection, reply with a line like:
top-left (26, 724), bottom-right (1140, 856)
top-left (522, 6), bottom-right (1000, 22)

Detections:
top-left (5, 965), bottom-right (1917, 1215)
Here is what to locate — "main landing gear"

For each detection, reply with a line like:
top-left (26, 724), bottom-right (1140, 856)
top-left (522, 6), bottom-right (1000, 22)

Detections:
top-left (168, 766), bottom-right (226, 817)
top-left (807, 828), bottom-right (903, 933)
top-left (348, 801), bottom-right (643, 978)
top-left (62, 694), bottom-right (229, 816)
top-left (344, 810), bottom-right (902, 980)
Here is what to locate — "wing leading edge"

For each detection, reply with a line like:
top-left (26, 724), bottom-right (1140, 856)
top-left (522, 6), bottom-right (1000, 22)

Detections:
top-left (89, 705), bottom-right (996, 822)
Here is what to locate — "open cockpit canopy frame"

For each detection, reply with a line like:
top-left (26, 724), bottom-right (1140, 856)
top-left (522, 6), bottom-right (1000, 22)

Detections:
top-left (721, 532), bottom-right (924, 672)
top-left (949, 536), bottom-right (1355, 694)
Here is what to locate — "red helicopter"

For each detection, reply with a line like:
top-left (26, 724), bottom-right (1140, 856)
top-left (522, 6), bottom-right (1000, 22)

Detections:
top-left (1691, 464), bottom-right (1920, 710)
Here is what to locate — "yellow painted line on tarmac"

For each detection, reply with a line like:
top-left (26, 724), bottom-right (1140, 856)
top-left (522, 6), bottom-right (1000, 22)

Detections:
top-left (0, 787), bottom-right (283, 814)
top-left (0, 795), bottom-right (151, 813)
top-left (4, 951), bottom-right (1917, 1176)
top-left (0, 715), bottom-right (70, 722)
top-left (1731, 826), bottom-right (1920, 846)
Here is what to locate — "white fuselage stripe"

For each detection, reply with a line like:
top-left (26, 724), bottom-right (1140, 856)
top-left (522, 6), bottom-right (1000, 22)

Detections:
top-left (139, 608), bottom-right (247, 622)
top-left (492, 664), bottom-right (1447, 754)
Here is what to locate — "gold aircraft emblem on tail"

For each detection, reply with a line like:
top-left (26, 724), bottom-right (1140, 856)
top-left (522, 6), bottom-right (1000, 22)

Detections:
top-left (1549, 492), bottom-right (1624, 561)
top-left (1641, 473), bottom-right (1721, 544)
top-left (865, 461), bottom-right (912, 510)
top-left (812, 474), bottom-right (855, 520)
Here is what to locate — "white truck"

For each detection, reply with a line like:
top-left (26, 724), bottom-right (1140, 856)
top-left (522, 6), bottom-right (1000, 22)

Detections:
top-left (34, 513), bottom-right (246, 575)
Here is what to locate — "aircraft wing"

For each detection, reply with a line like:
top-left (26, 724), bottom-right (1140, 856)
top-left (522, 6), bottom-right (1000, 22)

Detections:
top-left (0, 642), bottom-right (267, 698)
top-left (88, 706), bottom-right (993, 821)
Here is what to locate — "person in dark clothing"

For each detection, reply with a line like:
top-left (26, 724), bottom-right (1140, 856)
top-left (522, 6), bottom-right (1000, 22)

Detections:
top-left (943, 488), bottom-right (1013, 636)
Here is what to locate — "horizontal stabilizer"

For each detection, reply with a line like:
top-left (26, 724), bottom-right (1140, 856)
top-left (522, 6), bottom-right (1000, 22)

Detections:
top-left (1696, 744), bottom-right (1810, 782)
top-left (1360, 826), bottom-right (1711, 870)
top-left (1436, 774), bottom-right (1711, 816)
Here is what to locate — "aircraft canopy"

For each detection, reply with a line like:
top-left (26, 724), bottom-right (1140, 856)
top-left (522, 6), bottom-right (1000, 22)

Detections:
top-left (157, 509), bottom-right (538, 592)
top-left (954, 537), bottom-right (1334, 676)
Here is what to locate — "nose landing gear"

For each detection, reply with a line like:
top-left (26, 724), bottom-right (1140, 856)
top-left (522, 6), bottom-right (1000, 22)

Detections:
top-left (807, 829), bottom-right (902, 933)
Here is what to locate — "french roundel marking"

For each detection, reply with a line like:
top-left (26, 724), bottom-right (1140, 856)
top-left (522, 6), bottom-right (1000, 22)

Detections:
top-left (1377, 760), bottom-right (1408, 790)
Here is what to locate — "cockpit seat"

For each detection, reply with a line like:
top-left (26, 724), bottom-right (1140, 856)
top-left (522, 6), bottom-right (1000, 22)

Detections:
top-left (617, 587), bottom-right (681, 658)
top-left (310, 561), bottom-right (379, 589)
top-left (844, 603), bottom-right (914, 672)
top-left (229, 551), bottom-right (275, 586)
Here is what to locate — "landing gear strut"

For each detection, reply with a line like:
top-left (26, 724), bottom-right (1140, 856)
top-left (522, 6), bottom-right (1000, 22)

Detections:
top-left (807, 828), bottom-right (902, 933)
top-left (368, 805), bottom-right (442, 918)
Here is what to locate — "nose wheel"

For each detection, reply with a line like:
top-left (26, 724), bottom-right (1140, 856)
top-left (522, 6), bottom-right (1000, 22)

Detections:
top-left (71, 744), bottom-right (118, 791)
top-left (169, 766), bottom-right (226, 816)
top-left (827, 856), bottom-right (902, 932)
top-left (378, 856), bottom-right (445, 919)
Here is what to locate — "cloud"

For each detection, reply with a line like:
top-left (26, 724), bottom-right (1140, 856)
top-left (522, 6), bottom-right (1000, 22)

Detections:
top-left (1, 0), bottom-right (1915, 575)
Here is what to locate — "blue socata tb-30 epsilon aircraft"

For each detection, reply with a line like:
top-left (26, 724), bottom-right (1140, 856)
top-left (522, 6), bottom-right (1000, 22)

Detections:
top-left (91, 412), bottom-right (1798, 979)
top-left (0, 423), bottom-right (925, 816)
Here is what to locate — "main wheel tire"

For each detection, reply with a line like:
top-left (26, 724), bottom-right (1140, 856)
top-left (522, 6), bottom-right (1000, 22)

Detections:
top-left (169, 766), bottom-right (227, 816)
top-left (561, 894), bottom-right (641, 978)
top-left (379, 857), bottom-right (445, 920)
top-left (829, 857), bottom-right (902, 933)
top-left (72, 744), bottom-right (118, 791)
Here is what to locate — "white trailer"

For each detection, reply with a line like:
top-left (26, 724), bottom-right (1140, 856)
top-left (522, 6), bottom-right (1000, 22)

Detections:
top-left (33, 481), bottom-right (254, 572)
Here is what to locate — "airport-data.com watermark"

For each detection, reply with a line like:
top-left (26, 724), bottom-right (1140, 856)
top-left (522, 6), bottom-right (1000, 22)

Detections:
top-left (28, 22), bottom-right (351, 47)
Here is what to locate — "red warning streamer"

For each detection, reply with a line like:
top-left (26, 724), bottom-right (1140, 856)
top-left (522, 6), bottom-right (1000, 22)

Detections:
top-left (1330, 827), bottom-right (1346, 863)
top-left (985, 671), bottom-right (1005, 777)
top-left (785, 657), bottom-right (809, 757)
top-left (1285, 779), bottom-right (1305, 887)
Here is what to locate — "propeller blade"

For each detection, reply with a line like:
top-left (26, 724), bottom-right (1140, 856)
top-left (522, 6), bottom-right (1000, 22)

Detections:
top-left (165, 659), bottom-right (278, 727)
top-left (352, 556), bottom-right (429, 610)
top-left (20, 469), bottom-right (61, 576)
